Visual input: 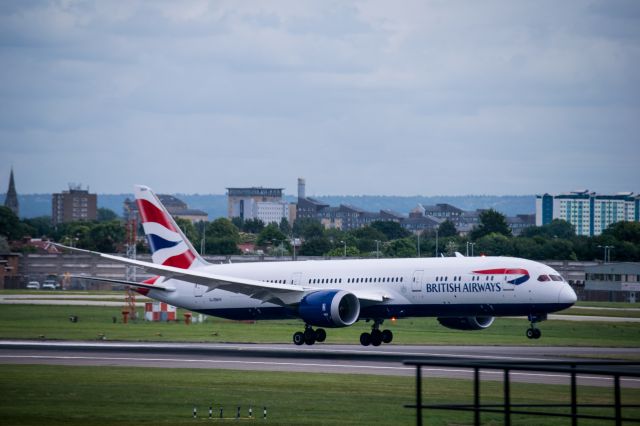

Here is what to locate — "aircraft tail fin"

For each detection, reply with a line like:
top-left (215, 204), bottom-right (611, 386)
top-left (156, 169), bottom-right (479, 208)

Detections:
top-left (134, 185), bottom-right (208, 270)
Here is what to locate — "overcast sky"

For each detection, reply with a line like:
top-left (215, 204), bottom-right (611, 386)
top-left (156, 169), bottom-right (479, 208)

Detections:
top-left (0, 1), bottom-right (638, 196)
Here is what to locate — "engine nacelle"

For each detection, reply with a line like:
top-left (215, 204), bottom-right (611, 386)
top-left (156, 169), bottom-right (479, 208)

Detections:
top-left (298, 290), bottom-right (360, 328)
top-left (437, 316), bottom-right (495, 331)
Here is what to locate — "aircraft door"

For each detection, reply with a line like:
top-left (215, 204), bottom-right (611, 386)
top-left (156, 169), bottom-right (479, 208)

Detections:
top-left (291, 272), bottom-right (302, 286)
top-left (194, 284), bottom-right (206, 297)
top-left (412, 270), bottom-right (424, 292)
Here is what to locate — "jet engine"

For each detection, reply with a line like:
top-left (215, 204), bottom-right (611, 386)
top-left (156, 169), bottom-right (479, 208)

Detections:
top-left (298, 290), bottom-right (360, 327)
top-left (437, 316), bottom-right (495, 330)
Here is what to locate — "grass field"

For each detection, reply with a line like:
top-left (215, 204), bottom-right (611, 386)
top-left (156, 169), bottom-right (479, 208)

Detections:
top-left (1, 304), bottom-right (639, 347)
top-left (1, 364), bottom-right (638, 426)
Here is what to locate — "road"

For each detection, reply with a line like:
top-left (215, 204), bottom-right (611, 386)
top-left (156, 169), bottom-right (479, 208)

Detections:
top-left (1, 340), bottom-right (638, 388)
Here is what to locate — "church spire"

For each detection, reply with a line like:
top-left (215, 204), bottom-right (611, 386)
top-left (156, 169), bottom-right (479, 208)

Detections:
top-left (4, 167), bottom-right (19, 216)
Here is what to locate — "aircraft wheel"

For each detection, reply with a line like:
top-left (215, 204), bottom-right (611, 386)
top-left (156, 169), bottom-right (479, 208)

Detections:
top-left (371, 332), bottom-right (382, 346)
top-left (293, 331), bottom-right (305, 346)
top-left (533, 328), bottom-right (541, 339)
top-left (382, 329), bottom-right (393, 344)
top-left (316, 328), bottom-right (326, 343)
top-left (526, 328), bottom-right (534, 339)
top-left (360, 332), bottom-right (371, 346)
top-left (304, 328), bottom-right (316, 345)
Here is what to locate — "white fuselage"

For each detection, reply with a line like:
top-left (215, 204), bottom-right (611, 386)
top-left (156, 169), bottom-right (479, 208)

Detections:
top-left (145, 256), bottom-right (576, 322)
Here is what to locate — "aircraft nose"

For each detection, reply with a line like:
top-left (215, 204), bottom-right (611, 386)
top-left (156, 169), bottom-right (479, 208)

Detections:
top-left (558, 285), bottom-right (577, 305)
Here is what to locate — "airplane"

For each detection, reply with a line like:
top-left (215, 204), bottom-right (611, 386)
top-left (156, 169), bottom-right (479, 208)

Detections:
top-left (59, 185), bottom-right (577, 347)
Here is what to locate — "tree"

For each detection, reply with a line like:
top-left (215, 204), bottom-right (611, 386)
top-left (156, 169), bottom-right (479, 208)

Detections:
top-left (279, 217), bottom-right (291, 236)
top-left (470, 209), bottom-right (512, 240)
top-left (603, 221), bottom-right (640, 245)
top-left (437, 219), bottom-right (458, 237)
top-left (97, 208), bottom-right (118, 222)
top-left (231, 216), bottom-right (244, 230)
top-left (521, 219), bottom-right (575, 239)
top-left (476, 233), bottom-right (512, 256)
top-left (205, 218), bottom-right (240, 255)
top-left (540, 239), bottom-right (576, 261)
top-left (243, 218), bottom-right (265, 234)
top-left (348, 226), bottom-right (387, 253)
top-left (89, 221), bottom-right (125, 253)
top-left (256, 223), bottom-right (287, 248)
top-left (299, 236), bottom-right (331, 256)
top-left (23, 216), bottom-right (53, 238)
top-left (325, 245), bottom-right (360, 257)
top-left (293, 218), bottom-right (325, 239)
top-left (174, 217), bottom-right (199, 244)
top-left (383, 238), bottom-right (416, 258)
top-left (0, 206), bottom-right (25, 240)
top-left (370, 221), bottom-right (410, 240)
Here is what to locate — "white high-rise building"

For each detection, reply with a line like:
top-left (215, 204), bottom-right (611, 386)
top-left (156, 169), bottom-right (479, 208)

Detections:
top-left (536, 191), bottom-right (639, 236)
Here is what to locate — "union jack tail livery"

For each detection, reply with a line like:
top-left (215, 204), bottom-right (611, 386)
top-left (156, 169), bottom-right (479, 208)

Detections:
top-left (134, 185), bottom-right (207, 270)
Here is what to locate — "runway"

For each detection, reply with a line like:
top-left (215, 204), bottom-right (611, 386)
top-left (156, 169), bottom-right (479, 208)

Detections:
top-left (1, 340), bottom-right (638, 388)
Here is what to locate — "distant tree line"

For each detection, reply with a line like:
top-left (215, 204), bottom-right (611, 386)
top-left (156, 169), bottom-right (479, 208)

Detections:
top-left (1, 205), bottom-right (639, 261)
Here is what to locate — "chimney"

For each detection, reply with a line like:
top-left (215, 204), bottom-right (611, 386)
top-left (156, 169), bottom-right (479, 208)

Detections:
top-left (297, 178), bottom-right (306, 200)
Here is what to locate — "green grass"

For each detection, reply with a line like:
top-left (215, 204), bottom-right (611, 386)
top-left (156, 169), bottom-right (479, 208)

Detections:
top-left (576, 301), bottom-right (639, 309)
top-left (1, 365), bottom-right (639, 425)
top-left (1, 304), bottom-right (639, 347)
top-left (559, 307), bottom-right (640, 318)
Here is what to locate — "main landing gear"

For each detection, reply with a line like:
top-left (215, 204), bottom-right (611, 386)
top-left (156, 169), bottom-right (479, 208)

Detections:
top-left (360, 319), bottom-right (393, 347)
top-left (526, 313), bottom-right (546, 340)
top-left (293, 325), bottom-right (326, 346)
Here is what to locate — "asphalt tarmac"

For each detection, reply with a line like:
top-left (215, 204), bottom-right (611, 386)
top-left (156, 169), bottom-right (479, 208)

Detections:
top-left (1, 340), bottom-right (638, 388)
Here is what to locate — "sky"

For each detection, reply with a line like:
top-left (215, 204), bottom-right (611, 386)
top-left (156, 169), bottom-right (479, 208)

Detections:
top-left (0, 0), bottom-right (639, 196)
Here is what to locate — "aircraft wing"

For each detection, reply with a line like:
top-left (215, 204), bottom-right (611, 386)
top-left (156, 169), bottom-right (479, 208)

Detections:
top-left (68, 275), bottom-right (176, 292)
top-left (54, 245), bottom-right (388, 305)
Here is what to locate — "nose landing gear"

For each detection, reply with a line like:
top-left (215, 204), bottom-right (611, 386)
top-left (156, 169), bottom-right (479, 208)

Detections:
top-left (526, 313), bottom-right (546, 340)
top-left (293, 325), bottom-right (326, 346)
top-left (360, 319), bottom-right (394, 346)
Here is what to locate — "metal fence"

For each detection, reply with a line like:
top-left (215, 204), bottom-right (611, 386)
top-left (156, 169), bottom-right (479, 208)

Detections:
top-left (404, 358), bottom-right (640, 426)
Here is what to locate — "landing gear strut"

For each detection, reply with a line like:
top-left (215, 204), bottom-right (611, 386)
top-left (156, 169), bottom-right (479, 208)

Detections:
top-left (526, 314), bottom-right (546, 340)
top-left (360, 319), bottom-right (393, 347)
top-left (293, 325), bottom-right (326, 346)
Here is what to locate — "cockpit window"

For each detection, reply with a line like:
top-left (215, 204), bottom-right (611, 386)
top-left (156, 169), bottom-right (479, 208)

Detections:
top-left (537, 275), bottom-right (550, 282)
top-left (550, 275), bottom-right (563, 281)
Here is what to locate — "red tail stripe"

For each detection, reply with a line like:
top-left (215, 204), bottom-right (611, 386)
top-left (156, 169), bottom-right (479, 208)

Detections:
top-left (163, 251), bottom-right (195, 269)
top-left (136, 199), bottom-right (177, 232)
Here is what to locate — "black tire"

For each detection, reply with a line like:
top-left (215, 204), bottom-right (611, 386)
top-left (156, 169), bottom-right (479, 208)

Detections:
top-left (382, 329), bottom-right (393, 344)
top-left (316, 328), bottom-right (326, 342)
top-left (371, 332), bottom-right (382, 346)
top-left (293, 331), bottom-right (305, 345)
top-left (533, 328), bottom-right (541, 339)
top-left (526, 328), bottom-right (534, 339)
top-left (360, 332), bottom-right (371, 346)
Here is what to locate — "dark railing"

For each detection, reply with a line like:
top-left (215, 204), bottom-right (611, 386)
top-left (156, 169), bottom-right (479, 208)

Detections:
top-left (404, 359), bottom-right (640, 426)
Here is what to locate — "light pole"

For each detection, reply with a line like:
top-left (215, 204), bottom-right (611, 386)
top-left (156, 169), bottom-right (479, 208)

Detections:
top-left (435, 228), bottom-right (439, 257)
top-left (597, 245), bottom-right (614, 263)
top-left (375, 240), bottom-right (380, 259)
top-left (417, 233), bottom-right (421, 257)
top-left (200, 221), bottom-right (206, 255)
top-left (291, 236), bottom-right (298, 261)
top-left (340, 240), bottom-right (346, 258)
top-left (466, 241), bottom-right (469, 257)
top-left (598, 245), bottom-right (613, 263)
top-left (470, 242), bottom-right (476, 257)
